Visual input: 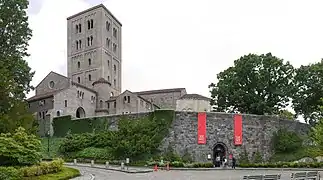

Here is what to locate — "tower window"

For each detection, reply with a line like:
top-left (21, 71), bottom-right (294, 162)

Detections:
top-left (88, 36), bottom-right (93, 46)
top-left (79, 23), bottom-right (81, 33)
top-left (106, 38), bottom-right (110, 48)
top-left (113, 28), bottom-right (117, 38)
top-left (107, 76), bottom-right (110, 82)
top-left (113, 64), bottom-right (117, 74)
top-left (106, 21), bottom-right (110, 31)
top-left (113, 43), bottom-right (117, 53)
top-left (77, 61), bottom-right (80, 69)
top-left (88, 74), bottom-right (92, 81)
top-left (64, 100), bottom-right (67, 107)
top-left (100, 100), bottom-right (103, 108)
top-left (114, 79), bottom-right (116, 86)
top-left (76, 41), bottom-right (79, 50)
top-left (108, 60), bottom-right (110, 67)
top-left (114, 101), bottom-right (116, 108)
top-left (76, 25), bottom-right (78, 33)
top-left (88, 58), bottom-right (91, 66)
top-left (87, 20), bottom-right (90, 29)
top-left (78, 40), bottom-right (82, 49)
top-left (107, 102), bottom-right (110, 108)
top-left (91, 19), bottom-right (94, 29)
top-left (90, 36), bottom-right (93, 46)
top-left (77, 77), bottom-right (80, 83)
top-left (87, 37), bottom-right (90, 46)
top-left (127, 96), bottom-right (130, 103)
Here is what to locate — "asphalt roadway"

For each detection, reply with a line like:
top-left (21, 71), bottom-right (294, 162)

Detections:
top-left (70, 166), bottom-right (323, 180)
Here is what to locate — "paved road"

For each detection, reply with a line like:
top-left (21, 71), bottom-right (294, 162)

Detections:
top-left (70, 166), bottom-right (323, 180)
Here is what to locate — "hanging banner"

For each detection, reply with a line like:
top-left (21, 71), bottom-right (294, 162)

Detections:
top-left (234, 114), bottom-right (242, 145)
top-left (197, 112), bottom-right (206, 144)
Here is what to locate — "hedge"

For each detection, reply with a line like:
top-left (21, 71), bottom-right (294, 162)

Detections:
top-left (0, 159), bottom-right (64, 180)
top-left (23, 167), bottom-right (80, 180)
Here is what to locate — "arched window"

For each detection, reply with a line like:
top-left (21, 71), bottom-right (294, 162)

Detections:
top-left (106, 21), bottom-right (110, 31)
top-left (90, 19), bottom-right (94, 28)
top-left (76, 25), bottom-right (78, 33)
top-left (88, 74), bottom-right (92, 81)
top-left (56, 111), bottom-right (60, 117)
top-left (78, 23), bottom-right (81, 32)
top-left (88, 58), bottom-right (91, 66)
top-left (77, 61), bottom-right (80, 69)
top-left (77, 77), bottom-right (80, 83)
top-left (110, 92), bottom-right (114, 96)
top-left (90, 36), bottom-right (93, 46)
top-left (113, 65), bottom-right (116, 74)
top-left (87, 37), bottom-right (90, 46)
top-left (76, 41), bottom-right (79, 50)
top-left (78, 40), bottom-right (82, 49)
top-left (99, 100), bottom-right (103, 108)
top-left (87, 20), bottom-right (90, 29)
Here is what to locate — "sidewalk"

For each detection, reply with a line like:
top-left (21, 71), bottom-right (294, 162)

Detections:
top-left (65, 163), bottom-right (153, 174)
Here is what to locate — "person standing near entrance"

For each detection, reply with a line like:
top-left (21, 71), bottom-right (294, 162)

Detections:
top-left (231, 156), bottom-right (236, 169)
top-left (216, 156), bottom-right (220, 167)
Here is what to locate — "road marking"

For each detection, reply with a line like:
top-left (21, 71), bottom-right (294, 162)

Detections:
top-left (90, 173), bottom-right (95, 180)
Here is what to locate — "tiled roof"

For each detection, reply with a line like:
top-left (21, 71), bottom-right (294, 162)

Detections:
top-left (27, 89), bottom-right (65, 102)
top-left (179, 94), bottom-right (211, 101)
top-left (134, 88), bottom-right (186, 95)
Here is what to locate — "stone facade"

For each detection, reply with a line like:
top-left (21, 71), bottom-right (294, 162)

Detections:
top-left (176, 94), bottom-right (212, 112)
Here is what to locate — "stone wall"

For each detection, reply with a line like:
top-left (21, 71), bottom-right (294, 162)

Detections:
top-left (160, 111), bottom-right (309, 163)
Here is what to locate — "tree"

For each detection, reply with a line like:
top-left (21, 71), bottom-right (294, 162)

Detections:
top-left (310, 102), bottom-right (323, 148)
top-left (278, 109), bottom-right (295, 120)
top-left (292, 60), bottom-right (323, 124)
top-left (209, 53), bottom-right (295, 115)
top-left (0, 0), bottom-right (35, 133)
top-left (271, 128), bottom-right (303, 153)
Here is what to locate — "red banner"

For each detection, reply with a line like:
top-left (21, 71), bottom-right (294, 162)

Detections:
top-left (197, 112), bottom-right (206, 144)
top-left (234, 114), bottom-right (242, 145)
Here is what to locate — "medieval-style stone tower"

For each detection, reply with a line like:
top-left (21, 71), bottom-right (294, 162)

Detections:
top-left (66, 4), bottom-right (122, 100)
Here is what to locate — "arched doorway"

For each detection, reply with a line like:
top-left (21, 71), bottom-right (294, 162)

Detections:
top-left (76, 107), bottom-right (86, 118)
top-left (213, 142), bottom-right (227, 167)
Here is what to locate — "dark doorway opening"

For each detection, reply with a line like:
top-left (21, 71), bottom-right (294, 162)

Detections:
top-left (213, 143), bottom-right (226, 167)
top-left (76, 107), bottom-right (86, 118)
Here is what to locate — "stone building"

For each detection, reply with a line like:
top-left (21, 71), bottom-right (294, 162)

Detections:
top-left (176, 94), bottom-right (212, 112)
top-left (27, 4), bottom-right (209, 134)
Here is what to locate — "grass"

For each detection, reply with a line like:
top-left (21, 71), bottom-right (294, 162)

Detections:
top-left (23, 167), bottom-right (80, 180)
top-left (40, 137), bottom-right (63, 159)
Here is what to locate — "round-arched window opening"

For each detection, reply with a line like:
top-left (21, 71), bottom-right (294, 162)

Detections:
top-left (49, 81), bottom-right (55, 89)
top-left (110, 92), bottom-right (114, 96)
top-left (56, 111), bottom-right (60, 117)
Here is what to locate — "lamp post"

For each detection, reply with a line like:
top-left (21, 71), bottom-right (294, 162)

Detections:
top-left (47, 130), bottom-right (50, 157)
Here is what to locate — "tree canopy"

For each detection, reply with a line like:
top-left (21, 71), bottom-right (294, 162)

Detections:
top-left (0, 0), bottom-right (35, 133)
top-left (292, 60), bottom-right (323, 124)
top-left (209, 53), bottom-right (294, 115)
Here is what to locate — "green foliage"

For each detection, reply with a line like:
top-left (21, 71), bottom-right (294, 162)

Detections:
top-left (0, 167), bottom-right (22, 180)
top-left (310, 104), bottom-right (323, 148)
top-left (252, 151), bottom-right (263, 163)
top-left (23, 167), bottom-right (80, 180)
top-left (209, 53), bottom-right (294, 115)
top-left (271, 128), bottom-right (303, 153)
top-left (292, 61), bottom-right (323, 123)
top-left (0, 0), bottom-right (35, 134)
top-left (40, 138), bottom-right (63, 159)
top-left (0, 127), bottom-right (42, 166)
top-left (181, 149), bottom-right (193, 163)
top-left (163, 145), bottom-right (182, 162)
top-left (239, 147), bottom-right (250, 164)
top-left (278, 110), bottom-right (295, 120)
top-left (58, 110), bottom-right (175, 161)
top-left (20, 159), bottom-right (64, 177)
top-left (75, 147), bottom-right (112, 160)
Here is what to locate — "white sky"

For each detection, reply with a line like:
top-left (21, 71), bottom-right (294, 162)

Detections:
top-left (26, 0), bottom-right (323, 104)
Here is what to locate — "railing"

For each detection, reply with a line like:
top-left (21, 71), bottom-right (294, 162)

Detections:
top-left (242, 174), bottom-right (281, 180)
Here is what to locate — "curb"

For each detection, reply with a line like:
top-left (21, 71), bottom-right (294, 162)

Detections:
top-left (65, 164), bottom-right (153, 174)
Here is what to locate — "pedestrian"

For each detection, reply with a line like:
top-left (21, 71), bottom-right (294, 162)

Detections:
top-left (232, 157), bottom-right (236, 169)
top-left (223, 157), bottom-right (227, 168)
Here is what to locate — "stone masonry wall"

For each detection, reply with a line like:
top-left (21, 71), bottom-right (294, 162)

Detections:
top-left (160, 111), bottom-right (310, 163)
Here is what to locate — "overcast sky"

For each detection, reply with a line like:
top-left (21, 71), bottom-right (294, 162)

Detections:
top-left (26, 0), bottom-right (323, 100)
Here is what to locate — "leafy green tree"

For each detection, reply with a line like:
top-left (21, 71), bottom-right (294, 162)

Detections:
top-left (0, 127), bottom-right (42, 166)
top-left (271, 128), bottom-right (303, 153)
top-left (310, 103), bottom-right (323, 148)
top-left (0, 0), bottom-right (35, 133)
top-left (292, 60), bottom-right (323, 123)
top-left (209, 53), bottom-right (295, 115)
top-left (278, 110), bottom-right (295, 120)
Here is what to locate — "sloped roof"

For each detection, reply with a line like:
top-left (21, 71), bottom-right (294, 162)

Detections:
top-left (134, 88), bottom-right (186, 95)
top-left (27, 89), bottom-right (65, 102)
top-left (35, 71), bottom-right (68, 88)
top-left (179, 94), bottom-right (211, 101)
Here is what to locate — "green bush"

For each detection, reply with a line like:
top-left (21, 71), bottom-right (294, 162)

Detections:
top-left (0, 167), bottom-right (23, 180)
top-left (58, 110), bottom-right (175, 161)
top-left (75, 147), bottom-right (112, 160)
top-left (271, 128), bottom-right (303, 153)
top-left (20, 159), bottom-right (64, 177)
top-left (0, 127), bottom-right (42, 166)
top-left (23, 167), bottom-right (80, 180)
top-left (252, 151), bottom-right (263, 163)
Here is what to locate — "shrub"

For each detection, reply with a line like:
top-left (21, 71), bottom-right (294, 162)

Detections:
top-left (239, 147), bottom-right (250, 164)
top-left (271, 128), bottom-right (303, 153)
top-left (252, 151), bottom-right (263, 163)
top-left (75, 147), bottom-right (112, 160)
top-left (0, 127), bottom-right (42, 166)
top-left (0, 167), bottom-right (23, 180)
top-left (20, 158), bottom-right (64, 177)
top-left (182, 149), bottom-right (193, 163)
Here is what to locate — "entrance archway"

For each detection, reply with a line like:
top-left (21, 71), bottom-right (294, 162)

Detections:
top-left (213, 142), bottom-right (227, 167)
top-left (76, 107), bottom-right (86, 118)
